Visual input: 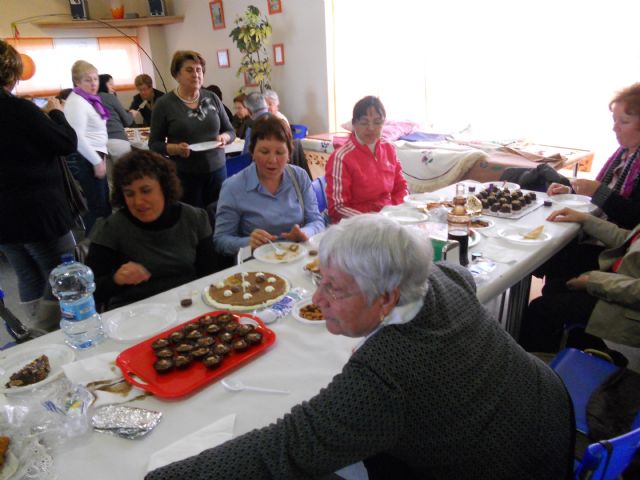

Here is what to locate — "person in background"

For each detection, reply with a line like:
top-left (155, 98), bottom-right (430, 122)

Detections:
top-left (232, 93), bottom-right (250, 139)
top-left (205, 84), bottom-right (233, 122)
top-left (0, 39), bottom-right (78, 332)
top-left (264, 89), bottom-right (289, 125)
top-left (148, 214), bottom-right (574, 480)
top-left (98, 73), bottom-right (132, 163)
top-left (64, 60), bottom-right (111, 235)
top-left (149, 50), bottom-right (235, 208)
top-left (326, 95), bottom-right (408, 223)
top-left (214, 116), bottom-right (324, 256)
top-left (86, 150), bottom-right (220, 310)
top-left (537, 83), bottom-right (640, 293)
top-left (520, 207), bottom-right (640, 357)
top-left (241, 91), bottom-right (270, 154)
top-left (129, 73), bottom-right (164, 127)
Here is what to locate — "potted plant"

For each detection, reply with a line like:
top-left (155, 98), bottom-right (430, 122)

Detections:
top-left (229, 5), bottom-right (272, 92)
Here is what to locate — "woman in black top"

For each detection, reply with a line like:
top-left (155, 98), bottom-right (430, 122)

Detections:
top-left (86, 150), bottom-right (221, 310)
top-left (0, 40), bottom-right (78, 332)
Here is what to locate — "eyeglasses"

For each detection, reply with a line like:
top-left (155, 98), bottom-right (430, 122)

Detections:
top-left (315, 278), bottom-right (360, 301)
top-left (355, 119), bottom-right (384, 129)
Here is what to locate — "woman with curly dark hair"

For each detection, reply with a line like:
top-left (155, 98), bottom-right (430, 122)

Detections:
top-left (86, 149), bottom-right (221, 310)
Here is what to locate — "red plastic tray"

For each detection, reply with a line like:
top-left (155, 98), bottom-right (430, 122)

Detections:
top-left (116, 311), bottom-right (276, 398)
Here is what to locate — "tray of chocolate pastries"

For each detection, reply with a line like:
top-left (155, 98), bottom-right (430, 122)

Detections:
top-left (116, 311), bottom-right (276, 398)
top-left (474, 184), bottom-right (544, 220)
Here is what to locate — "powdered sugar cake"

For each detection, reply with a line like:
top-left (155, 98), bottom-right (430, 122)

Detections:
top-left (203, 272), bottom-right (289, 311)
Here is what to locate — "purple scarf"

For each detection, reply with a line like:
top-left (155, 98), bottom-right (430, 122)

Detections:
top-left (72, 87), bottom-right (110, 120)
top-left (596, 146), bottom-right (640, 198)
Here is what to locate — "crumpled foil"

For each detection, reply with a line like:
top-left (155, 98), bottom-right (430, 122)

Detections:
top-left (91, 405), bottom-right (162, 439)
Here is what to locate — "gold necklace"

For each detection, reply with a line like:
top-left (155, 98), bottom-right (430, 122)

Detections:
top-left (175, 87), bottom-right (200, 104)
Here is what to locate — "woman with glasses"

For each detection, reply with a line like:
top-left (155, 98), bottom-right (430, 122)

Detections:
top-left (148, 214), bottom-right (573, 480)
top-left (326, 95), bottom-right (408, 223)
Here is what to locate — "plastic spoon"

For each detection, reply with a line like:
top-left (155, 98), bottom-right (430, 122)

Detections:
top-left (221, 378), bottom-right (290, 395)
top-left (266, 239), bottom-right (285, 257)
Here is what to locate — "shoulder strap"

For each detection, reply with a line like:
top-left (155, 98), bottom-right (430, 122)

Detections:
top-left (285, 165), bottom-right (304, 212)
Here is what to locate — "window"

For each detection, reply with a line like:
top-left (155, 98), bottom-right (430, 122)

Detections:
top-left (331, 0), bottom-right (640, 174)
top-left (7, 36), bottom-right (142, 96)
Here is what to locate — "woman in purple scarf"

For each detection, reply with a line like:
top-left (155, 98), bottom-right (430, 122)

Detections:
top-left (64, 60), bottom-right (111, 234)
top-left (547, 83), bottom-right (640, 230)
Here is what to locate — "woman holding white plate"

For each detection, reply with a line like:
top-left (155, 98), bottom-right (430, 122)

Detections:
top-left (547, 83), bottom-right (640, 230)
top-left (149, 50), bottom-right (235, 208)
top-left (214, 116), bottom-right (324, 257)
top-left (520, 207), bottom-right (640, 356)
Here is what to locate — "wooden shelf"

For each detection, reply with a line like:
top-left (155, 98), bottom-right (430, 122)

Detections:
top-left (32, 16), bottom-right (183, 29)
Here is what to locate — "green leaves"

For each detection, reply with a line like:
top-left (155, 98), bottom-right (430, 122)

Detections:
top-left (229, 5), bottom-right (273, 91)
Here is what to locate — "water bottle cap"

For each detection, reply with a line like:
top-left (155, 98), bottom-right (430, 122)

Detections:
top-left (61, 253), bottom-right (75, 263)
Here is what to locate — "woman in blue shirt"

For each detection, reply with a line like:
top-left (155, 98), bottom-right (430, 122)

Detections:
top-left (214, 116), bottom-right (324, 256)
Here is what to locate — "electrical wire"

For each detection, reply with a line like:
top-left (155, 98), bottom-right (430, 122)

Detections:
top-left (10, 13), bottom-right (168, 92)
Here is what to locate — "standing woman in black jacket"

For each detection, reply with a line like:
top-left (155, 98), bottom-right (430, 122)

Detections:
top-left (0, 40), bottom-right (78, 332)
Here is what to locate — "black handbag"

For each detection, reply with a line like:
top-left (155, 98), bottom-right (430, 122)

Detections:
top-left (58, 155), bottom-right (89, 223)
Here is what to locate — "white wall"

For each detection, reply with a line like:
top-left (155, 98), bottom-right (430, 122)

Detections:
top-left (163, 0), bottom-right (330, 133)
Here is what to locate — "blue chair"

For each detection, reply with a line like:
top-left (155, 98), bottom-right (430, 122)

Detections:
top-left (311, 176), bottom-right (328, 224)
top-left (226, 153), bottom-right (252, 177)
top-left (291, 124), bottom-right (308, 140)
top-left (550, 348), bottom-right (640, 478)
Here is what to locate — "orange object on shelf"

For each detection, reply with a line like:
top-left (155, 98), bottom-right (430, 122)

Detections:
top-left (110, 4), bottom-right (125, 19)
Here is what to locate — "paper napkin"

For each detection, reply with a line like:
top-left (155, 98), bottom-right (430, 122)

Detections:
top-left (146, 413), bottom-right (236, 473)
top-left (62, 351), bottom-right (146, 407)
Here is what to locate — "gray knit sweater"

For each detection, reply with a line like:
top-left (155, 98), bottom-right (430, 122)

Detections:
top-left (149, 89), bottom-right (235, 174)
top-left (146, 263), bottom-right (573, 480)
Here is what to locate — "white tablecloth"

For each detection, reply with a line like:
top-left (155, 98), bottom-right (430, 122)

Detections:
top-left (0, 190), bottom-right (579, 478)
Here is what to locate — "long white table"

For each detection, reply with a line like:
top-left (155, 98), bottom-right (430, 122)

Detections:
top-left (0, 191), bottom-right (581, 478)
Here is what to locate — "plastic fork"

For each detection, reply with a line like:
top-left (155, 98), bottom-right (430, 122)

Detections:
top-left (221, 378), bottom-right (290, 394)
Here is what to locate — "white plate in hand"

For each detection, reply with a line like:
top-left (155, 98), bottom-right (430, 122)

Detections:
top-left (103, 303), bottom-right (178, 342)
top-left (497, 226), bottom-right (552, 245)
top-left (254, 242), bottom-right (307, 263)
top-left (551, 194), bottom-right (595, 211)
top-left (189, 141), bottom-right (223, 152)
top-left (0, 344), bottom-right (75, 394)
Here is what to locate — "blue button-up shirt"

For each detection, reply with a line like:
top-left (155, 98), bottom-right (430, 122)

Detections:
top-left (214, 163), bottom-right (325, 255)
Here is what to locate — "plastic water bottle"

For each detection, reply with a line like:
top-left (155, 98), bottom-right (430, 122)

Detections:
top-left (257, 288), bottom-right (306, 324)
top-left (49, 254), bottom-right (105, 349)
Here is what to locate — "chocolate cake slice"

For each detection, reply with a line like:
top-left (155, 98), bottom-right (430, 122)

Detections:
top-left (5, 354), bottom-right (51, 388)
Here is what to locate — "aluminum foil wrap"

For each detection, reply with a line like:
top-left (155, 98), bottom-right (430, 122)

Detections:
top-left (91, 405), bottom-right (162, 439)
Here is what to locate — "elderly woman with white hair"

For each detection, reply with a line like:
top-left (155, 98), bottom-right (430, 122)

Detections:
top-left (147, 214), bottom-right (574, 480)
top-left (264, 89), bottom-right (289, 125)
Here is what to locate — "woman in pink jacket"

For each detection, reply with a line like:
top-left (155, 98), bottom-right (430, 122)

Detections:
top-left (326, 96), bottom-right (408, 223)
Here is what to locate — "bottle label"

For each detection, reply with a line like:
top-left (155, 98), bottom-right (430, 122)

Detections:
top-left (60, 297), bottom-right (97, 322)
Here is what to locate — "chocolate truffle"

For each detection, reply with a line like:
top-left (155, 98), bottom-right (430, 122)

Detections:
top-left (203, 354), bottom-right (222, 369)
top-left (151, 338), bottom-right (170, 350)
top-left (153, 358), bottom-right (173, 373)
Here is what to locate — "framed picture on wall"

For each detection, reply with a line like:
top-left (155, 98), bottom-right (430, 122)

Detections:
top-left (273, 43), bottom-right (285, 65)
top-left (217, 49), bottom-right (230, 68)
top-left (268, 0), bottom-right (282, 15)
top-left (209, 0), bottom-right (225, 30)
top-left (244, 70), bottom-right (258, 87)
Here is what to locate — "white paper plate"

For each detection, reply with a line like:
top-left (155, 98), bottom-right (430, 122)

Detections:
top-left (551, 194), bottom-right (595, 211)
top-left (482, 181), bottom-right (521, 191)
top-left (497, 226), bottom-right (552, 245)
top-left (0, 344), bottom-right (75, 394)
top-left (403, 193), bottom-right (444, 208)
top-left (470, 217), bottom-right (495, 229)
top-left (254, 242), bottom-right (307, 264)
top-left (189, 141), bottom-right (222, 152)
top-left (381, 207), bottom-right (429, 225)
top-left (103, 303), bottom-right (178, 342)
top-left (292, 298), bottom-right (325, 325)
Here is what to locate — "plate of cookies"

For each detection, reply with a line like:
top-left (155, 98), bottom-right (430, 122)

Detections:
top-left (292, 299), bottom-right (325, 325)
top-left (497, 225), bottom-right (552, 245)
top-left (254, 241), bottom-right (307, 264)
